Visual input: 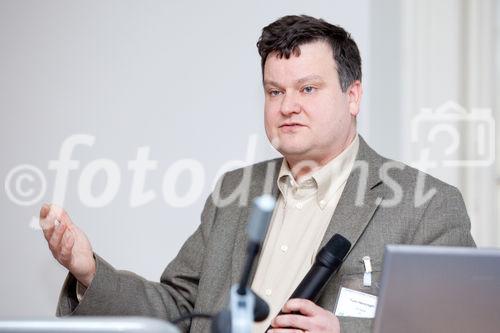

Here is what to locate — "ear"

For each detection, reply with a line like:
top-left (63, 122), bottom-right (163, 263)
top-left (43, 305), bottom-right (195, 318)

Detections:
top-left (347, 80), bottom-right (362, 117)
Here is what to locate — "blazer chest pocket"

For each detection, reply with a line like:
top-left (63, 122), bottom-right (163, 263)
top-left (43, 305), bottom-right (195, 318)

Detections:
top-left (339, 270), bottom-right (382, 297)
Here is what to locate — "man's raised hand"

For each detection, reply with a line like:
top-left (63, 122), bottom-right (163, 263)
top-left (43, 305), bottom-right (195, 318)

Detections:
top-left (39, 204), bottom-right (96, 287)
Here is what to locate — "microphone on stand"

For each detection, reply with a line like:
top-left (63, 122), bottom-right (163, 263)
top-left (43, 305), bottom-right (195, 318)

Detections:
top-left (212, 195), bottom-right (276, 333)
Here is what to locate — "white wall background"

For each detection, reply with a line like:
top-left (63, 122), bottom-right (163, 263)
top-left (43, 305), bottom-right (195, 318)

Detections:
top-left (0, 0), bottom-right (372, 317)
top-left (0, 0), bottom-right (497, 318)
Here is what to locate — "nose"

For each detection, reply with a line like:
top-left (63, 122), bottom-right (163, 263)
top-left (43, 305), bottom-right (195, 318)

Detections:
top-left (280, 92), bottom-right (301, 116)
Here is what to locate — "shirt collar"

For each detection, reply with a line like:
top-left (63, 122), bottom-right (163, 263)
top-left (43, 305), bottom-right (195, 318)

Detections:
top-left (277, 134), bottom-right (359, 208)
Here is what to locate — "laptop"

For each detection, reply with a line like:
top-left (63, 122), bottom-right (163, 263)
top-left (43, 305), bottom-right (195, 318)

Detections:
top-left (372, 245), bottom-right (500, 333)
top-left (0, 317), bottom-right (179, 333)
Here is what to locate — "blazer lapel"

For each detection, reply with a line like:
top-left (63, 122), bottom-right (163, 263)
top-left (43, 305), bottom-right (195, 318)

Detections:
top-left (315, 136), bottom-right (389, 311)
top-left (318, 136), bottom-right (385, 255)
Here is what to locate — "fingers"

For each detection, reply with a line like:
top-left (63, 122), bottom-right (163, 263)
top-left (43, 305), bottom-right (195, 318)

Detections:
top-left (39, 203), bottom-right (50, 219)
top-left (40, 204), bottom-right (73, 241)
top-left (58, 230), bottom-right (75, 265)
top-left (48, 221), bottom-right (75, 266)
top-left (282, 299), bottom-right (319, 316)
top-left (273, 300), bottom-right (341, 333)
top-left (48, 221), bottom-right (67, 252)
top-left (40, 204), bottom-right (77, 267)
top-left (271, 313), bottom-right (311, 331)
top-left (269, 299), bottom-right (324, 332)
top-left (39, 204), bottom-right (54, 240)
top-left (40, 204), bottom-right (55, 237)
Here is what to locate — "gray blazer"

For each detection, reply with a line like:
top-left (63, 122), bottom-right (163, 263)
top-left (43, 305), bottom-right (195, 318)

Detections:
top-left (56, 136), bottom-right (475, 332)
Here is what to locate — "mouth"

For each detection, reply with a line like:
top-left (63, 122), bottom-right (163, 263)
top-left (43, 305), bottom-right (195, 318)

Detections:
top-left (279, 123), bottom-right (306, 131)
top-left (279, 121), bottom-right (306, 127)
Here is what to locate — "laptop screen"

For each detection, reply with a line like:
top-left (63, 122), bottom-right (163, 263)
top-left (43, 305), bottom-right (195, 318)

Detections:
top-left (372, 245), bottom-right (500, 333)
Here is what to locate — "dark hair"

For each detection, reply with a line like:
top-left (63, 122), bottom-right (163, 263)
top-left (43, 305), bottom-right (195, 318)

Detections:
top-left (257, 15), bottom-right (362, 92)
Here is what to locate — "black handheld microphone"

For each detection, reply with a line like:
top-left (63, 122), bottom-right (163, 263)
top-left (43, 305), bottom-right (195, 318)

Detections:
top-left (289, 233), bottom-right (351, 301)
top-left (266, 233), bottom-right (351, 332)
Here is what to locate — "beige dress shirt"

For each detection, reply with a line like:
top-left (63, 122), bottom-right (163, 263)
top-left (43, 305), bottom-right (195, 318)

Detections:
top-left (251, 135), bottom-right (359, 332)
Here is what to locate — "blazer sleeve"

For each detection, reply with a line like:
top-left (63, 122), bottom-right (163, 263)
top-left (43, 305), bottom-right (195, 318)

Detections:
top-left (411, 184), bottom-right (476, 247)
top-left (56, 188), bottom-right (219, 332)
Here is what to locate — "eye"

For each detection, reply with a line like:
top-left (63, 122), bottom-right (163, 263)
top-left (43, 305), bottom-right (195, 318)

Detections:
top-left (302, 85), bottom-right (316, 94)
top-left (268, 89), bottom-right (282, 97)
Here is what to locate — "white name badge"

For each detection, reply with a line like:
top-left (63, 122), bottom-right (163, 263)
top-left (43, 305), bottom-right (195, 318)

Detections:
top-left (334, 287), bottom-right (378, 318)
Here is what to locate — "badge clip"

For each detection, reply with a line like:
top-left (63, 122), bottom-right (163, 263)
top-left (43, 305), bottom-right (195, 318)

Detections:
top-left (362, 256), bottom-right (372, 287)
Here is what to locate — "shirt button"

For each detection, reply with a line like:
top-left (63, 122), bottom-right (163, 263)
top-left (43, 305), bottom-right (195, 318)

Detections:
top-left (296, 202), bottom-right (303, 209)
top-left (280, 245), bottom-right (288, 252)
top-left (265, 289), bottom-right (272, 296)
top-left (319, 199), bottom-right (326, 205)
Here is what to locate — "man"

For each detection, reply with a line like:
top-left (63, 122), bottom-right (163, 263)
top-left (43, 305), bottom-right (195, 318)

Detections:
top-left (40, 15), bottom-right (475, 333)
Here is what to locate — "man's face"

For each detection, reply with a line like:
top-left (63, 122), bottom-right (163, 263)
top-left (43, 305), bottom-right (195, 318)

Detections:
top-left (263, 41), bottom-right (360, 167)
